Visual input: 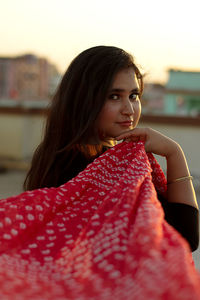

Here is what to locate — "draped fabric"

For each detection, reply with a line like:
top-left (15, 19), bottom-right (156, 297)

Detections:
top-left (0, 141), bottom-right (200, 300)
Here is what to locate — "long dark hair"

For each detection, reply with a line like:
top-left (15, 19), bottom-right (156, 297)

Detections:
top-left (24, 46), bottom-right (143, 190)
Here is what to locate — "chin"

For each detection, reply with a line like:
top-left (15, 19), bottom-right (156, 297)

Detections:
top-left (119, 128), bottom-right (132, 135)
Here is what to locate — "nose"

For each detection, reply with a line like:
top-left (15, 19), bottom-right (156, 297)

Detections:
top-left (121, 99), bottom-right (134, 116)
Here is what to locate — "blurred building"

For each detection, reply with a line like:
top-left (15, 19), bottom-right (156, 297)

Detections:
top-left (164, 69), bottom-right (200, 116)
top-left (142, 83), bottom-right (165, 114)
top-left (48, 63), bottom-right (62, 97)
top-left (0, 54), bottom-right (61, 101)
top-left (0, 58), bottom-right (15, 99)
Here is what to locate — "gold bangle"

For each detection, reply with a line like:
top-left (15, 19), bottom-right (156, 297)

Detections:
top-left (167, 175), bottom-right (193, 184)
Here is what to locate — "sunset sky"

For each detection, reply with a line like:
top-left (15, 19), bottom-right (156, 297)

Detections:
top-left (0, 0), bottom-right (200, 83)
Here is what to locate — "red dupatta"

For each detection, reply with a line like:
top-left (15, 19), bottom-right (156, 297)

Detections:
top-left (0, 141), bottom-right (200, 299)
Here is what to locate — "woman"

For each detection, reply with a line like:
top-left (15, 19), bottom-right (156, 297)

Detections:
top-left (0, 46), bottom-right (199, 299)
top-left (24, 45), bottom-right (198, 251)
top-left (24, 46), bottom-right (143, 189)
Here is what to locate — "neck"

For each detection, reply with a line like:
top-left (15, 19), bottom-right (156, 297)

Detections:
top-left (86, 136), bottom-right (117, 148)
top-left (77, 144), bottom-right (103, 159)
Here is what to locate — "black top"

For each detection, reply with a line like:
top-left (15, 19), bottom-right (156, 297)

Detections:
top-left (60, 149), bottom-right (199, 252)
top-left (158, 193), bottom-right (199, 252)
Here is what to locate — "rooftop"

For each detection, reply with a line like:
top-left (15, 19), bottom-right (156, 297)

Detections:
top-left (166, 69), bottom-right (200, 92)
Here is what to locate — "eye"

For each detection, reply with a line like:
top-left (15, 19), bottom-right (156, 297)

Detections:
top-left (108, 94), bottom-right (120, 100)
top-left (129, 93), bottom-right (139, 101)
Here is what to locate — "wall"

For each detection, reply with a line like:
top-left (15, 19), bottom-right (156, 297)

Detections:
top-left (0, 107), bottom-right (45, 161)
top-left (0, 108), bottom-right (200, 183)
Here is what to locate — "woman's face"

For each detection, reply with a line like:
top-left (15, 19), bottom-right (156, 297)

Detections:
top-left (96, 68), bottom-right (141, 142)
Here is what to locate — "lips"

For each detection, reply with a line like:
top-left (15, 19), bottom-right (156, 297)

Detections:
top-left (117, 121), bottom-right (133, 127)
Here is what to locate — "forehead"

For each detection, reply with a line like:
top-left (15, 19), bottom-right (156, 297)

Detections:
top-left (110, 68), bottom-right (139, 90)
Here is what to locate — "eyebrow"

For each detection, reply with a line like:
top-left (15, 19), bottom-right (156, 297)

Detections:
top-left (108, 88), bottom-right (140, 93)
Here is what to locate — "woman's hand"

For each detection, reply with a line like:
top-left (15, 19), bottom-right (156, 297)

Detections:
top-left (116, 127), bottom-right (198, 209)
top-left (116, 127), bottom-right (180, 159)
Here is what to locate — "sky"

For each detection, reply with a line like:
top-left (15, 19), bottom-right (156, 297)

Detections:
top-left (0, 0), bottom-right (200, 83)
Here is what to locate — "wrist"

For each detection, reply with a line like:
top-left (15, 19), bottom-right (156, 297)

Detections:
top-left (165, 142), bottom-right (182, 160)
top-left (166, 143), bottom-right (190, 184)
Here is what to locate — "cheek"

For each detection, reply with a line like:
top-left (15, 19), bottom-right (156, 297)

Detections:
top-left (138, 103), bottom-right (142, 116)
top-left (99, 103), bottom-right (118, 122)
top-left (135, 101), bottom-right (141, 116)
top-left (133, 102), bottom-right (141, 125)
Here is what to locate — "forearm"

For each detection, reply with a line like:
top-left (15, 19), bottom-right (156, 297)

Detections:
top-left (116, 127), bottom-right (199, 210)
top-left (166, 144), bottom-right (198, 209)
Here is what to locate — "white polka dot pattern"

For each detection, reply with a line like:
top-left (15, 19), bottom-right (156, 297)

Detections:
top-left (0, 141), bottom-right (199, 299)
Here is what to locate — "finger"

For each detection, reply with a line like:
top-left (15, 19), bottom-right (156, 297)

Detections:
top-left (124, 137), bottom-right (140, 142)
top-left (116, 128), bottom-right (144, 139)
top-left (117, 136), bottom-right (145, 143)
top-left (116, 130), bottom-right (146, 141)
top-left (116, 134), bottom-right (139, 141)
top-left (116, 132), bottom-right (137, 141)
